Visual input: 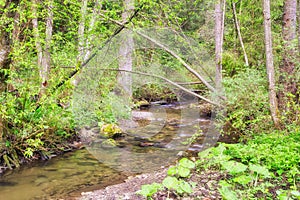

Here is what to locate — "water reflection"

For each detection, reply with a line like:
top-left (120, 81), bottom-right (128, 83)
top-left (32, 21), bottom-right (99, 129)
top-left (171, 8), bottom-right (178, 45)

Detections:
top-left (0, 149), bottom-right (126, 200)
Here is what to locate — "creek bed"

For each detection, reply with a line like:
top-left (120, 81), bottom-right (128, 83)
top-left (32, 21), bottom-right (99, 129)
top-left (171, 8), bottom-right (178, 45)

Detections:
top-left (0, 103), bottom-right (221, 200)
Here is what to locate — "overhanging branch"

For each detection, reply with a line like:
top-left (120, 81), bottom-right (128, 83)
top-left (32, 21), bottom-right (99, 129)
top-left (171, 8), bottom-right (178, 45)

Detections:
top-left (51, 4), bottom-right (143, 92)
top-left (100, 68), bottom-right (223, 107)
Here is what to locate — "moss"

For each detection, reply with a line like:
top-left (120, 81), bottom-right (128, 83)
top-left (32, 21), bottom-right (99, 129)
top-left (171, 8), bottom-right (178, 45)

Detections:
top-left (100, 124), bottom-right (123, 138)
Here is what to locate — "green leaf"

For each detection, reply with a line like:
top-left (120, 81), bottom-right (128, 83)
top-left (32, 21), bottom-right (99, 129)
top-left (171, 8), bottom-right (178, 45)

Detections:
top-left (232, 175), bottom-right (253, 185)
top-left (0, 0), bottom-right (5, 7)
top-left (198, 148), bottom-right (211, 158)
top-left (218, 185), bottom-right (239, 200)
top-left (179, 158), bottom-right (195, 169)
top-left (136, 183), bottom-right (162, 197)
top-left (162, 176), bottom-right (179, 190)
top-left (178, 180), bottom-right (193, 194)
top-left (167, 166), bottom-right (177, 176)
top-left (178, 166), bottom-right (191, 178)
top-left (249, 164), bottom-right (270, 177)
top-left (221, 161), bottom-right (247, 174)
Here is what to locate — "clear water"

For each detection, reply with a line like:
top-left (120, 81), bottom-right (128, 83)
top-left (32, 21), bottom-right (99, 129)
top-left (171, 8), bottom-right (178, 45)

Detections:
top-left (0, 104), bottom-right (215, 200)
top-left (0, 149), bottom-right (127, 200)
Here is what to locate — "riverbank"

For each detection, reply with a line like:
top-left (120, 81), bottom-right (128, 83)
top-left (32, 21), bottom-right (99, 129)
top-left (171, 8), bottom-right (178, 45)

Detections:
top-left (76, 129), bottom-right (300, 200)
top-left (78, 168), bottom-right (223, 200)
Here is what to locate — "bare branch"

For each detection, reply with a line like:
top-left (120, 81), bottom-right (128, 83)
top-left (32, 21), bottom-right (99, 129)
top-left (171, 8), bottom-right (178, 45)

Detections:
top-left (135, 30), bottom-right (219, 96)
top-left (100, 68), bottom-right (223, 107)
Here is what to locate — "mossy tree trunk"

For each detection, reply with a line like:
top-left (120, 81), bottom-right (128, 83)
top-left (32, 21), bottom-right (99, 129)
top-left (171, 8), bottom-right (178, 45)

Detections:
top-left (280, 0), bottom-right (298, 112)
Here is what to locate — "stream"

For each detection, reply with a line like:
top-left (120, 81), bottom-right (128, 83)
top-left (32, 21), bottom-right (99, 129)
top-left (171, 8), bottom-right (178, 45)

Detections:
top-left (0, 102), bottom-right (222, 200)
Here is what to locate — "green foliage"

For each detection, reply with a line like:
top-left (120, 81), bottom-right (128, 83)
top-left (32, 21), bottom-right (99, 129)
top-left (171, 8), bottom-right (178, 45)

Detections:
top-left (133, 83), bottom-right (176, 102)
top-left (218, 180), bottom-right (239, 200)
top-left (136, 183), bottom-right (163, 199)
top-left (162, 176), bottom-right (193, 195)
top-left (222, 68), bottom-right (271, 134)
top-left (221, 160), bottom-right (247, 175)
top-left (137, 158), bottom-right (195, 199)
top-left (197, 129), bottom-right (300, 199)
top-left (167, 158), bottom-right (195, 178)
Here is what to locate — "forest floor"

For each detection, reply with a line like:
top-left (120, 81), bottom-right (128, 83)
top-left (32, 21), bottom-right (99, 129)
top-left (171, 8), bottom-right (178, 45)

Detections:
top-left (77, 167), bottom-right (223, 200)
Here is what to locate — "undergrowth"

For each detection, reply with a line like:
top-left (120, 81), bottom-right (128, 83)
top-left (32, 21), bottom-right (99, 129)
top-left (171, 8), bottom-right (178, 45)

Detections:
top-left (137, 127), bottom-right (300, 199)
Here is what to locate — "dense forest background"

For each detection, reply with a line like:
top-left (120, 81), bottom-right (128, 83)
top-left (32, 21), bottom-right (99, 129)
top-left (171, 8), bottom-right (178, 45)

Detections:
top-left (0, 0), bottom-right (299, 199)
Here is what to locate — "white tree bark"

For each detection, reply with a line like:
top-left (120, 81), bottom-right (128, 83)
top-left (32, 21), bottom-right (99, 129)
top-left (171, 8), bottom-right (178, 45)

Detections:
top-left (78, 0), bottom-right (88, 63)
top-left (84, 0), bottom-right (101, 61)
top-left (32, 0), bottom-right (53, 95)
top-left (232, 2), bottom-right (249, 66)
top-left (117, 0), bottom-right (134, 97)
top-left (31, 0), bottom-right (43, 71)
top-left (215, 0), bottom-right (225, 95)
top-left (263, 0), bottom-right (280, 128)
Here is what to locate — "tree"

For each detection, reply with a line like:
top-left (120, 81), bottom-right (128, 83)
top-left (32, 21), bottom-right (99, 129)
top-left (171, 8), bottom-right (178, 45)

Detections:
top-left (232, 1), bottom-right (248, 66)
top-left (263, 0), bottom-right (280, 128)
top-left (31, 0), bottom-right (54, 96)
top-left (215, 0), bottom-right (225, 95)
top-left (117, 0), bottom-right (134, 98)
top-left (280, 0), bottom-right (298, 110)
top-left (77, 0), bottom-right (88, 63)
top-left (0, 0), bottom-right (20, 143)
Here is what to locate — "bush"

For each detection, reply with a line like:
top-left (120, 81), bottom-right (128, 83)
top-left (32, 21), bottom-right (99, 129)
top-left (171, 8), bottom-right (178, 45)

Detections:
top-left (222, 68), bottom-right (271, 134)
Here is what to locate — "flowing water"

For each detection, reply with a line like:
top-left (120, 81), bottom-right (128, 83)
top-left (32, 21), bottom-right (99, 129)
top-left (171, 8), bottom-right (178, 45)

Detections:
top-left (0, 103), bottom-right (221, 200)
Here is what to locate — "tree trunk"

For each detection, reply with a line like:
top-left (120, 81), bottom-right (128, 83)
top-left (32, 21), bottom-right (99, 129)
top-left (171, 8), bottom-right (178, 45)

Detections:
top-left (117, 0), bottom-right (134, 98)
top-left (78, 0), bottom-right (88, 63)
top-left (215, 0), bottom-right (225, 95)
top-left (41, 0), bottom-right (53, 92)
top-left (0, 0), bottom-right (20, 143)
top-left (297, 0), bottom-right (300, 53)
top-left (84, 0), bottom-right (102, 61)
top-left (263, 0), bottom-right (280, 128)
top-left (32, 0), bottom-right (53, 96)
top-left (232, 1), bottom-right (249, 66)
top-left (31, 0), bottom-right (43, 71)
top-left (280, 0), bottom-right (298, 109)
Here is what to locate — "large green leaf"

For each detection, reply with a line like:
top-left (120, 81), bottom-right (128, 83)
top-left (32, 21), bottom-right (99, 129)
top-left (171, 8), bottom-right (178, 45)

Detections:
top-left (136, 183), bottom-right (162, 197)
top-left (249, 164), bottom-right (270, 177)
top-left (162, 176), bottom-right (179, 190)
top-left (221, 161), bottom-right (247, 174)
top-left (179, 158), bottom-right (195, 169)
top-left (177, 166), bottom-right (191, 178)
top-left (178, 180), bottom-right (193, 194)
top-left (218, 185), bottom-right (239, 200)
top-left (167, 166), bottom-right (177, 176)
top-left (232, 175), bottom-right (253, 185)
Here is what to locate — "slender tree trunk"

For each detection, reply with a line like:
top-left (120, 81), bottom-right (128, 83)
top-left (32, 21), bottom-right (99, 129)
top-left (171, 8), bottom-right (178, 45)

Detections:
top-left (232, 1), bottom-right (249, 66)
top-left (31, 0), bottom-right (43, 70)
top-left (297, 0), bottom-right (300, 52)
top-left (32, 0), bottom-right (53, 96)
top-left (280, 0), bottom-right (298, 109)
top-left (41, 0), bottom-right (53, 91)
top-left (215, 0), bottom-right (225, 95)
top-left (117, 0), bottom-right (134, 97)
top-left (263, 0), bottom-right (280, 128)
top-left (0, 0), bottom-right (20, 143)
top-left (78, 0), bottom-right (88, 63)
top-left (84, 0), bottom-right (102, 61)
